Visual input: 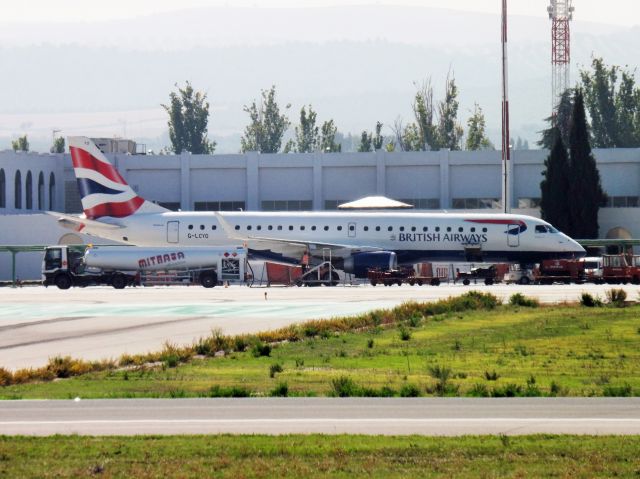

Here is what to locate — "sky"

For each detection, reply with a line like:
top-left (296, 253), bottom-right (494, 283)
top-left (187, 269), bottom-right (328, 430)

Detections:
top-left (3, 0), bottom-right (639, 26)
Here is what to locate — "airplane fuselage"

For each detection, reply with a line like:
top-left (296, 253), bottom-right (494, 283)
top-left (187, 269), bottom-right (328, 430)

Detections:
top-left (85, 210), bottom-right (585, 266)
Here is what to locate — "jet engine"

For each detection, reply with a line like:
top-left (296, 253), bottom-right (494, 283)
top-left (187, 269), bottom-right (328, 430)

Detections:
top-left (342, 251), bottom-right (398, 278)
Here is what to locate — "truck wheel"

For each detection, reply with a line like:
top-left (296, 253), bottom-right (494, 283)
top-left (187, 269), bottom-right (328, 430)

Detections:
top-left (463, 279), bottom-right (470, 286)
top-left (112, 274), bottom-right (127, 289)
top-left (370, 281), bottom-right (377, 287)
top-left (519, 277), bottom-right (530, 285)
top-left (430, 278), bottom-right (440, 286)
top-left (200, 272), bottom-right (217, 288)
top-left (54, 274), bottom-right (72, 290)
top-left (484, 278), bottom-right (493, 286)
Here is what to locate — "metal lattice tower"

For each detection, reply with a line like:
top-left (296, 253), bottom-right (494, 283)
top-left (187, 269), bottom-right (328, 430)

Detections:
top-left (548, 0), bottom-right (574, 113)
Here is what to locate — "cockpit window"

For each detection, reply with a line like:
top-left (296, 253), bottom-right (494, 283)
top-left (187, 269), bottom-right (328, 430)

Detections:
top-left (535, 225), bottom-right (547, 233)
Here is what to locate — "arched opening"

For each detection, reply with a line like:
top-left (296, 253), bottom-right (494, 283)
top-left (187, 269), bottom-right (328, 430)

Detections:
top-left (38, 172), bottom-right (45, 210)
top-left (49, 172), bottom-right (56, 210)
top-left (14, 170), bottom-right (22, 209)
top-left (58, 233), bottom-right (84, 245)
top-left (25, 171), bottom-right (33, 210)
top-left (0, 169), bottom-right (5, 208)
top-left (605, 227), bottom-right (633, 255)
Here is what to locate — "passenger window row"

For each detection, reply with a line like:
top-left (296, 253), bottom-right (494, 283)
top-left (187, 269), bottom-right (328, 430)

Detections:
top-left (184, 223), bottom-right (489, 233)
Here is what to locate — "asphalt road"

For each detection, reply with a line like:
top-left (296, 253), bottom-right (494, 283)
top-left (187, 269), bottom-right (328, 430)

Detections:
top-left (1, 398), bottom-right (639, 436)
top-left (1, 283), bottom-right (638, 370)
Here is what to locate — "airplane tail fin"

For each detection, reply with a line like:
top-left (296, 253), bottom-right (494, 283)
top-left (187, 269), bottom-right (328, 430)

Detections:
top-left (68, 136), bottom-right (168, 220)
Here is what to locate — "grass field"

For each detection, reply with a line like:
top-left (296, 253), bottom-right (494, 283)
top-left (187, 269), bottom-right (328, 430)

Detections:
top-left (2, 292), bottom-right (640, 399)
top-left (1, 435), bottom-right (640, 478)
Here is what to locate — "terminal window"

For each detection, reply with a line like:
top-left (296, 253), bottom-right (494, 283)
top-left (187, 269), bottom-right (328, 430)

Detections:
top-left (398, 198), bottom-right (440, 210)
top-left (261, 200), bottom-right (312, 211)
top-left (606, 196), bottom-right (640, 208)
top-left (517, 198), bottom-right (541, 208)
top-left (195, 201), bottom-right (245, 211)
top-left (452, 198), bottom-right (500, 209)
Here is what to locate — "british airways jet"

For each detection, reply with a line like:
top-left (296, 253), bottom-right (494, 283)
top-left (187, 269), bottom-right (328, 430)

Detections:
top-left (49, 137), bottom-right (585, 277)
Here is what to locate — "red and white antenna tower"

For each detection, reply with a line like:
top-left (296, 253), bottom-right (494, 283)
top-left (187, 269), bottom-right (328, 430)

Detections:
top-left (548, 0), bottom-right (574, 112)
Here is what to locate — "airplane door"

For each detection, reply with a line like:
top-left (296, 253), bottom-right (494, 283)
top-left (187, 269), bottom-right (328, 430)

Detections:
top-left (167, 221), bottom-right (179, 243)
top-left (348, 222), bottom-right (356, 238)
top-left (507, 224), bottom-right (520, 247)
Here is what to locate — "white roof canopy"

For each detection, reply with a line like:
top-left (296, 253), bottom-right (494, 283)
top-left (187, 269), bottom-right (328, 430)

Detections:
top-left (338, 196), bottom-right (414, 210)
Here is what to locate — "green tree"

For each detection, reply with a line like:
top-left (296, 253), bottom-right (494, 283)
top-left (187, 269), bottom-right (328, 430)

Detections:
top-left (162, 82), bottom-right (216, 154)
top-left (241, 86), bottom-right (291, 153)
top-left (540, 128), bottom-right (572, 233)
top-left (293, 105), bottom-right (319, 153)
top-left (12, 135), bottom-right (29, 152)
top-left (358, 130), bottom-right (373, 152)
top-left (372, 121), bottom-right (384, 150)
top-left (50, 137), bottom-right (65, 154)
top-left (538, 89), bottom-right (574, 150)
top-left (437, 73), bottom-right (464, 150)
top-left (319, 120), bottom-right (341, 152)
top-left (567, 90), bottom-right (607, 239)
top-left (615, 70), bottom-right (640, 147)
top-left (411, 79), bottom-right (438, 150)
top-left (465, 103), bottom-right (493, 151)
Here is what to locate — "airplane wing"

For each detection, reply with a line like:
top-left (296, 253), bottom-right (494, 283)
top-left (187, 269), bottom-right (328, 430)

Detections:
top-left (213, 212), bottom-right (381, 255)
top-left (44, 211), bottom-right (124, 232)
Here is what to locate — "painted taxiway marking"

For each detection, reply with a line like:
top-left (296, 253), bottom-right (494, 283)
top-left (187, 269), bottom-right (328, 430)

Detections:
top-left (3, 418), bottom-right (640, 425)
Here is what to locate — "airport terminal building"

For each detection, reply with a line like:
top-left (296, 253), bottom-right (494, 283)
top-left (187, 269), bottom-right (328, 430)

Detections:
top-left (1, 146), bottom-right (639, 279)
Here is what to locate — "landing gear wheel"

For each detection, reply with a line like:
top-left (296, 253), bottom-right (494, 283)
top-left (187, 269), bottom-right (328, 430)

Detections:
top-left (111, 274), bottom-right (127, 289)
top-left (54, 274), bottom-right (72, 290)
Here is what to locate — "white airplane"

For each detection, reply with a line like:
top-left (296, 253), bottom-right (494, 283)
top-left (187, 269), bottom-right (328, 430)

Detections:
top-left (50, 137), bottom-right (585, 278)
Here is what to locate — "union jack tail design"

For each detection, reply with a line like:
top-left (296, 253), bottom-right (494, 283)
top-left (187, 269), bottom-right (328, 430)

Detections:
top-left (68, 137), bottom-right (167, 220)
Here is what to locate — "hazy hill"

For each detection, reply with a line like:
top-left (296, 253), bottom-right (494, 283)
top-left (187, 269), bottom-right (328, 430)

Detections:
top-left (0, 5), bottom-right (638, 153)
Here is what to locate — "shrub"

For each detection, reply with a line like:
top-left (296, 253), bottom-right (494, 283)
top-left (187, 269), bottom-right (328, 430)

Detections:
top-left (508, 293), bottom-right (539, 308)
top-left (603, 383), bottom-right (632, 397)
top-left (303, 325), bottom-right (320, 337)
top-left (428, 364), bottom-right (454, 396)
top-left (484, 370), bottom-right (500, 381)
top-left (330, 376), bottom-right (360, 397)
top-left (234, 336), bottom-right (248, 352)
top-left (251, 341), bottom-right (272, 358)
top-left (606, 288), bottom-right (627, 307)
top-left (367, 338), bottom-right (374, 349)
top-left (164, 354), bottom-right (179, 368)
top-left (399, 326), bottom-right (412, 341)
top-left (549, 381), bottom-right (563, 396)
top-left (208, 385), bottom-right (251, 398)
top-left (467, 383), bottom-right (490, 397)
top-left (46, 356), bottom-right (76, 378)
top-left (399, 383), bottom-right (421, 397)
top-left (491, 383), bottom-right (522, 397)
top-left (0, 367), bottom-right (12, 386)
top-left (269, 363), bottom-right (283, 378)
top-left (580, 292), bottom-right (602, 307)
top-left (270, 382), bottom-right (289, 397)
top-left (408, 313), bottom-right (422, 327)
top-left (195, 338), bottom-right (213, 356)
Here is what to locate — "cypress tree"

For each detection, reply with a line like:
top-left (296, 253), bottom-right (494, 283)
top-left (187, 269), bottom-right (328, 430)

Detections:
top-left (540, 128), bottom-right (572, 234)
top-left (567, 90), bottom-right (606, 239)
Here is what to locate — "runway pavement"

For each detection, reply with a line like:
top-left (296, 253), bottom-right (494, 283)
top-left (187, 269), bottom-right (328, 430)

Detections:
top-left (1, 398), bottom-right (639, 436)
top-left (1, 283), bottom-right (638, 370)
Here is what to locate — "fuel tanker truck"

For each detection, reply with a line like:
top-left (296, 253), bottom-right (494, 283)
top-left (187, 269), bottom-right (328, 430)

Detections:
top-left (42, 244), bottom-right (247, 289)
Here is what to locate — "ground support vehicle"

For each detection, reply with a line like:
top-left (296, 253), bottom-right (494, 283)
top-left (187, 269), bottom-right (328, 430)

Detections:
top-left (455, 265), bottom-right (500, 286)
top-left (42, 245), bottom-right (246, 289)
top-left (534, 259), bottom-right (585, 284)
top-left (503, 264), bottom-right (536, 285)
top-left (581, 257), bottom-right (604, 284)
top-left (367, 266), bottom-right (441, 286)
top-left (600, 254), bottom-right (640, 284)
top-left (295, 261), bottom-right (341, 286)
